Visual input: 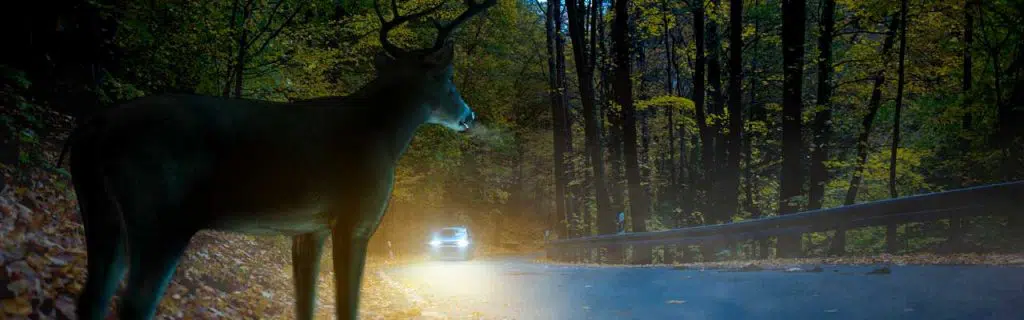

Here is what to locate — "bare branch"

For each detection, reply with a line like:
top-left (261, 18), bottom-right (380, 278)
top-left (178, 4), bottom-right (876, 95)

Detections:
top-left (249, 0), bottom-right (288, 45)
top-left (251, 1), bottom-right (307, 57)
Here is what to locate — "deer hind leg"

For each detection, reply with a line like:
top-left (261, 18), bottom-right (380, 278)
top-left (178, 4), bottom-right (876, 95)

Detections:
top-left (293, 231), bottom-right (329, 320)
top-left (331, 231), bottom-right (371, 320)
top-left (118, 226), bottom-right (196, 320)
top-left (74, 180), bottom-right (128, 320)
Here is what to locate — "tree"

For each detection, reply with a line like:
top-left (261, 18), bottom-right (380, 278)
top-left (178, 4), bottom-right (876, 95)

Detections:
top-left (843, 16), bottom-right (899, 205)
top-left (807, 0), bottom-right (834, 211)
top-left (545, 0), bottom-right (572, 238)
top-left (613, 0), bottom-right (650, 263)
top-left (948, 0), bottom-right (976, 252)
top-left (777, 0), bottom-right (806, 258)
top-left (835, 15), bottom-right (899, 256)
top-left (565, 0), bottom-right (614, 242)
top-left (691, 0), bottom-right (714, 224)
top-left (885, 0), bottom-right (910, 253)
top-left (706, 0), bottom-right (726, 224)
top-left (723, 0), bottom-right (744, 227)
top-left (223, 0), bottom-right (308, 98)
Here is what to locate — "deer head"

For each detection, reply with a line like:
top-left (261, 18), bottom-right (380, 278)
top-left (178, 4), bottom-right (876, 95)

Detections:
top-left (372, 0), bottom-right (496, 132)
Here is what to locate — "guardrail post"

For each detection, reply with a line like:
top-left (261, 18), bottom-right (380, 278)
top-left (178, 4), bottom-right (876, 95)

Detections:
top-left (885, 224), bottom-right (900, 254)
top-left (663, 245), bottom-right (676, 264)
top-left (945, 217), bottom-right (965, 253)
top-left (631, 243), bottom-right (650, 265)
top-left (605, 244), bottom-right (621, 264)
top-left (829, 228), bottom-right (846, 256)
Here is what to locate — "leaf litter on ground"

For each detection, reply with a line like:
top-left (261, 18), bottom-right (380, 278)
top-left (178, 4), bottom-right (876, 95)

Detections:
top-left (0, 164), bottom-right (481, 320)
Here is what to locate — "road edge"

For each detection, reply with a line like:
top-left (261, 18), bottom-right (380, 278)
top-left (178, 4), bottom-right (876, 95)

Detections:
top-left (376, 269), bottom-right (451, 319)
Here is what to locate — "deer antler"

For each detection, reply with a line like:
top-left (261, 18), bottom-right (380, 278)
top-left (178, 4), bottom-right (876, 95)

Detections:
top-left (374, 0), bottom-right (447, 59)
top-left (374, 0), bottom-right (498, 59)
top-left (427, 0), bottom-right (498, 52)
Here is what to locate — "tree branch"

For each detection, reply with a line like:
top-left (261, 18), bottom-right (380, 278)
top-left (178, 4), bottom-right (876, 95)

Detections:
top-left (247, 0), bottom-right (289, 49)
top-left (250, 1), bottom-right (307, 58)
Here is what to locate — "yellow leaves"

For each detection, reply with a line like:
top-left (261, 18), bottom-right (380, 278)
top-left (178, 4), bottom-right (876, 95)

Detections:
top-left (6, 279), bottom-right (32, 295)
top-left (636, 96), bottom-right (696, 112)
top-left (1, 297), bottom-right (32, 316)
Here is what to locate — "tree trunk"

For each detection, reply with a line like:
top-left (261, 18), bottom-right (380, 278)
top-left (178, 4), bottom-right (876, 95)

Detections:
top-left (601, 2), bottom-right (625, 221)
top-left (545, 0), bottom-right (572, 239)
top-left (723, 0), bottom-right (743, 226)
top-left (886, 0), bottom-right (909, 254)
top-left (563, 1), bottom-right (578, 238)
top-left (611, 0), bottom-right (649, 264)
top-left (745, 0), bottom-right (768, 258)
top-left (706, 0), bottom-right (726, 225)
top-left (777, 0), bottom-right (806, 259)
top-left (837, 16), bottom-right (899, 255)
top-left (692, 0), bottom-right (713, 224)
top-left (678, 114), bottom-right (691, 220)
top-left (232, 2), bottom-right (252, 98)
top-left (663, 0), bottom-right (677, 200)
top-left (808, 0), bottom-right (834, 211)
top-left (960, 0), bottom-right (974, 176)
top-left (566, 0), bottom-right (614, 246)
top-left (223, 0), bottom-right (242, 97)
top-left (948, 0), bottom-right (974, 252)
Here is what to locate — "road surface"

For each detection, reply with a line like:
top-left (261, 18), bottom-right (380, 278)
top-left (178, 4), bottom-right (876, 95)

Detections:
top-left (381, 254), bottom-right (1024, 320)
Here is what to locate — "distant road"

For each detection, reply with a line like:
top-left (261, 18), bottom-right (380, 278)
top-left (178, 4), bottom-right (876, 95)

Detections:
top-left (382, 254), bottom-right (1024, 320)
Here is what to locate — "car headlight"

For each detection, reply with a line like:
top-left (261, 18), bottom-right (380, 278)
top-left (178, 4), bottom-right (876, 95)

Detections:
top-left (429, 240), bottom-right (441, 247)
top-left (456, 240), bottom-right (469, 247)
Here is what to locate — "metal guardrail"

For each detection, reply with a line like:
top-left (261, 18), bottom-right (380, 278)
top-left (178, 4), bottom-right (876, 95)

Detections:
top-left (545, 181), bottom-right (1024, 262)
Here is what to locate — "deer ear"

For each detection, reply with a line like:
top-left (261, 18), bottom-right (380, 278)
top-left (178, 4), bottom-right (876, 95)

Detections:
top-left (424, 40), bottom-right (455, 67)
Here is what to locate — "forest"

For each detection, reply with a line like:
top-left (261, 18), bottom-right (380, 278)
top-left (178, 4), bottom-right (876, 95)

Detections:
top-left (3, 0), bottom-right (1024, 268)
top-left (2, 0), bottom-right (1023, 318)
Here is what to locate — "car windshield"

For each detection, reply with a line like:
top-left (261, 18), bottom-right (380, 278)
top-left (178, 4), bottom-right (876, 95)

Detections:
top-left (439, 228), bottom-right (464, 239)
top-left (440, 229), bottom-right (458, 238)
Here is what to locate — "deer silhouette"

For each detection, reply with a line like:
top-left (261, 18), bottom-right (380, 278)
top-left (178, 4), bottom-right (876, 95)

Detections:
top-left (60, 0), bottom-right (496, 319)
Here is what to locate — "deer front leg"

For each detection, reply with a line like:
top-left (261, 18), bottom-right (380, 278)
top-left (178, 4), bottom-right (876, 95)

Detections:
top-left (331, 230), bottom-right (371, 320)
top-left (292, 231), bottom-right (329, 320)
top-left (332, 169), bottom-right (393, 320)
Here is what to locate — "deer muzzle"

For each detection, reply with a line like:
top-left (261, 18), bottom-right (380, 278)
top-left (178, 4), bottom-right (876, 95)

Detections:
top-left (458, 111), bottom-right (476, 131)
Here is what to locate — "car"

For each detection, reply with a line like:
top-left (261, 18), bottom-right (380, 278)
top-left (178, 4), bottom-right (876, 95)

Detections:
top-left (427, 226), bottom-right (476, 261)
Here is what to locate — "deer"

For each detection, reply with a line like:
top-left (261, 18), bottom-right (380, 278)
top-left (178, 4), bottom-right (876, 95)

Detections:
top-left (60, 0), bottom-right (497, 319)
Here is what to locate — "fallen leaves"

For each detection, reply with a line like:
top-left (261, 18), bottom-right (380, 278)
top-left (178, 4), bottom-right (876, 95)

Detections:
top-left (2, 297), bottom-right (32, 316)
top-left (1, 167), bottom-right (88, 319)
top-left (1, 165), bottom-right (472, 320)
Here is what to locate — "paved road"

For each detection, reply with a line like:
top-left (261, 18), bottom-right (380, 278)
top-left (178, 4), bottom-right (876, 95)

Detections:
top-left (382, 254), bottom-right (1024, 320)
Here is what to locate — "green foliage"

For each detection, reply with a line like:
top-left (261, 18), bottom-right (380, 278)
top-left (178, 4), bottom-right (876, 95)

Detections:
top-left (636, 96), bottom-right (695, 112)
top-left (4, 0), bottom-right (1022, 258)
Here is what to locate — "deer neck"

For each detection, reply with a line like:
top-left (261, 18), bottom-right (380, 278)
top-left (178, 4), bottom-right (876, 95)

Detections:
top-left (340, 77), bottom-right (431, 164)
